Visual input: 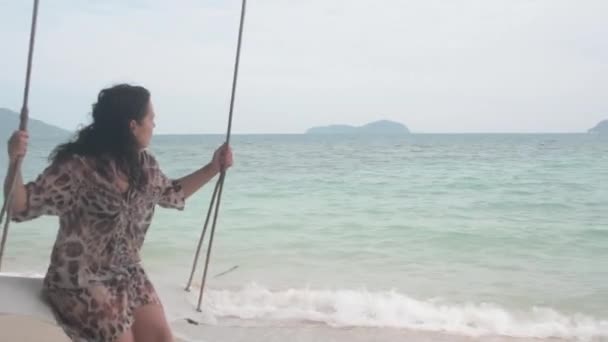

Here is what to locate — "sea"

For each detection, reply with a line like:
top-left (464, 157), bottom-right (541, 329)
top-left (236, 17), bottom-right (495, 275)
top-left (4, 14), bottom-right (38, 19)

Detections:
top-left (0, 133), bottom-right (607, 341)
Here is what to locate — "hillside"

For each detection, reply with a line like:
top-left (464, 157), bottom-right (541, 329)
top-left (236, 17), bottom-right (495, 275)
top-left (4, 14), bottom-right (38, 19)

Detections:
top-left (306, 120), bottom-right (410, 134)
top-left (0, 108), bottom-right (68, 139)
top-left (589, 120), bottom-right (608, 134)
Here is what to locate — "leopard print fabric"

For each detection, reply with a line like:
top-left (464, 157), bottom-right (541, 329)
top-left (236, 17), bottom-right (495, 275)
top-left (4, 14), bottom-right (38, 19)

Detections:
top-left (12, 151), bottom-right (185, 341)
top-left (44, 264), bottom-right (160, 342)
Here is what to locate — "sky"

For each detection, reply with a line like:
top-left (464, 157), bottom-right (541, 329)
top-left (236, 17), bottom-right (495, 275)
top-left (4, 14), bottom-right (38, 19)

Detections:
top-left (0, 0), bottom-right (607, 134)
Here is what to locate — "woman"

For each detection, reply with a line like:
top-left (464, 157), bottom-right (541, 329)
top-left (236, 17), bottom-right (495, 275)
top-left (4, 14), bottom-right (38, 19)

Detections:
top-left (4, 84), bottom-right (233, 342)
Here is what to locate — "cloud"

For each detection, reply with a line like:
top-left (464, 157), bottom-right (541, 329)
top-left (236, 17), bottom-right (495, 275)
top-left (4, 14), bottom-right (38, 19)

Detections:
top-left (1, 0), bottom-right (606, 133)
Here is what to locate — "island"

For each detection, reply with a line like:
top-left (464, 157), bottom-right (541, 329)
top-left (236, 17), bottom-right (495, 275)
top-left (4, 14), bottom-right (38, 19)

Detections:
top-left (588, 120), bottom-right (608, 134)
top-left (0, 107), bottom-right (68, 139)
top-left (306, 120), bottom-right (410, 134)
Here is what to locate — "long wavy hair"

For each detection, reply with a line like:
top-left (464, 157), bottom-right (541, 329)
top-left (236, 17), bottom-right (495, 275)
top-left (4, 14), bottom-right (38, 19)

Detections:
top-left (50, 84), bottom-right (150, 189)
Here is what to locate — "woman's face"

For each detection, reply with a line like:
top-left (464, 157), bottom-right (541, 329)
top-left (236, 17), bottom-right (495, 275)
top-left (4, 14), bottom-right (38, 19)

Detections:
top-left (131, 100), bottom-right (156, 149)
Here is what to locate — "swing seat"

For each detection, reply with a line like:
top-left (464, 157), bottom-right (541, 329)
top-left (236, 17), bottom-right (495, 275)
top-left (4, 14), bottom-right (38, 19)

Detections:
top-left (0, 273), bottom-right (57, 324)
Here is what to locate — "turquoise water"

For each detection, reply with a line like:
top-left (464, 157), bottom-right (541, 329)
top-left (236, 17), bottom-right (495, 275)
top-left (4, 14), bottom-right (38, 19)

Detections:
top-left (1, 134), bottom-right (607, 341)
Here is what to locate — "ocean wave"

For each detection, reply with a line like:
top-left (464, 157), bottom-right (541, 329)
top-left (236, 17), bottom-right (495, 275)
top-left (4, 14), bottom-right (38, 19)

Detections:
top-left (193, 283), bottom-right (608, 341)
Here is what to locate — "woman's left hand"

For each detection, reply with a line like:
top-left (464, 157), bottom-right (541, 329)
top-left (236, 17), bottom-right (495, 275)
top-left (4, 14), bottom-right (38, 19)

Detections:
top-left (211, 143), bottom-right (233, 173)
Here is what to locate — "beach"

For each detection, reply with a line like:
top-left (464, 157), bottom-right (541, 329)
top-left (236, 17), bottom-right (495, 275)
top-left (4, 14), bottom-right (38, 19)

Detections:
top-left (0, 315), bottom-right (576, 342)
top-left (0, 315), bottom-right (192, 342)
top-left (0, 315), bottom-right (70, 342)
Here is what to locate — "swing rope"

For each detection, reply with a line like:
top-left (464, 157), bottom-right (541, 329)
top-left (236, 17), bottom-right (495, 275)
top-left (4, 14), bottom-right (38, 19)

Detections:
top-left (185, 0), bottom-right (248, 312)
top-left (0, 0), bottom-right (40, 271)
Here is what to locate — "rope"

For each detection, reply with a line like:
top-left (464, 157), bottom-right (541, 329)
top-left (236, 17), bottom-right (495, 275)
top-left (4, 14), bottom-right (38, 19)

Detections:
top-left (185, 180), bottom-right (220, 289)
top-left (185, 0), bottom-right (248, 312)
top-left (0, 0), bottom-right (40, 271)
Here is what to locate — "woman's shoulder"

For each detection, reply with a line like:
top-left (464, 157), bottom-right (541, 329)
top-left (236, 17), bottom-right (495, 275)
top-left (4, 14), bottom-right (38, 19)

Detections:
top-left (140, 149), bottom-right (161, 169)
top-left (30, 154), bottom-right (86, 188)
top-left (47, 153), bottom-right (87, 174)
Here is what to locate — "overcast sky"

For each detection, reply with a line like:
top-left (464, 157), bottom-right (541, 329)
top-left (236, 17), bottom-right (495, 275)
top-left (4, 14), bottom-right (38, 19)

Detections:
top-left (1, 0), bottom-right (607, 134)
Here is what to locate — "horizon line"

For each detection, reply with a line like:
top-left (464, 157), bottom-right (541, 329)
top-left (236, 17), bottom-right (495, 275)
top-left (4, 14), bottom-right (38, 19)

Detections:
top-left (153, 131), bottom-right (593, 136)
top-left (0, 107), bottom-right (600, 135)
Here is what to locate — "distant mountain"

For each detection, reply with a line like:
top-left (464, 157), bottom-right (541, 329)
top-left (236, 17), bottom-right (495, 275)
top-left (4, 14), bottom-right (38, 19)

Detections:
top-left (306, 120), bottom-right (410, 134)
top-left (0, 108), bottom-right (69, 139)
top-left (588, 120), bottom-right (608, 134)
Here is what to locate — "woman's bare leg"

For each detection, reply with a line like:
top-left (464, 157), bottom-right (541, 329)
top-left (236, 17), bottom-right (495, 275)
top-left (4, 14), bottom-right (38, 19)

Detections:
top-left (116, 329), bottom-right (135, 342)
top-left (132, 303), bottom-right (173, 342)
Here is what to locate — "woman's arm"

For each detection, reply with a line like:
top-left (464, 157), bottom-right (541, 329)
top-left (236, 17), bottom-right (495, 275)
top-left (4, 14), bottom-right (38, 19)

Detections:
top-left (151, 143), bottom-right (233, 209)
top-left (4, 131), bottom-right (28, 213)
top-left (3, 163), bottom-right (27, 214)
top-left (177, 143), bottom-right (233, 199)
top-left (177, 162), bottom-right (220, 199)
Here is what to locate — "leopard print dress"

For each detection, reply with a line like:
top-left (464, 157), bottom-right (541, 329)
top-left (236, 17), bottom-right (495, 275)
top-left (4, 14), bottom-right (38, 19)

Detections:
top-left (11, 151), bottom-right (186, 342)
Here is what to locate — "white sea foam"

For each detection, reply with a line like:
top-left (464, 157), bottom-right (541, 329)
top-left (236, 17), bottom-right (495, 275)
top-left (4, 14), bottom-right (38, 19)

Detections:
top-left (166, 282), bottom-right (608, 341)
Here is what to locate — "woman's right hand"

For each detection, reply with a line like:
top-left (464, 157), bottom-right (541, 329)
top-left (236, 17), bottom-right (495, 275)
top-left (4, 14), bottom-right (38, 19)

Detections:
top-left (7, 130), bottom-right (28, 162)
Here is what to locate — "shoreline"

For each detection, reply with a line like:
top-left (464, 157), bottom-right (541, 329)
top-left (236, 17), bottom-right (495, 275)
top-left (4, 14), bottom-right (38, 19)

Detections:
top-left (0, 314), bottom-right (573, 342)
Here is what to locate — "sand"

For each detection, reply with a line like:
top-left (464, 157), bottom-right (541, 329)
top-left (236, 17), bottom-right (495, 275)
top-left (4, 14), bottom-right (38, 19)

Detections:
top-left (170, 320), bottom-right (571, 342)
top-left (0, 315), bottom-right (189, 342)
top-left (0, 315), bottom-right (70, 342)
top-left (0, 315), bottom-right (577, 342)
